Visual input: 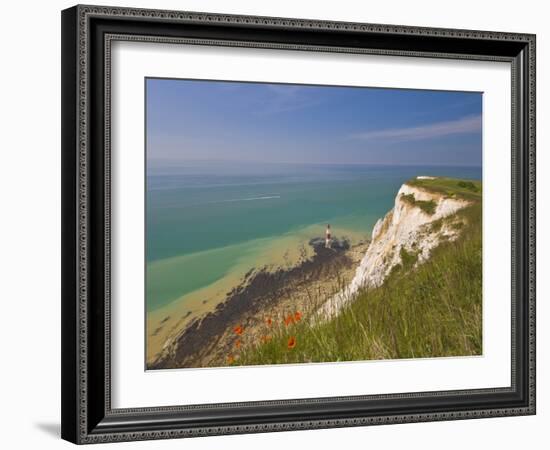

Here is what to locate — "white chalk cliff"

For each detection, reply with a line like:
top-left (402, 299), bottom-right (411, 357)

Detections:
top-left (318, 178), bottom-right (470, 319)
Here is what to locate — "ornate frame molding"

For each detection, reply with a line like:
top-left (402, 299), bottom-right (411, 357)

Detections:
top-left (61, 5), bottom-right (536, 444)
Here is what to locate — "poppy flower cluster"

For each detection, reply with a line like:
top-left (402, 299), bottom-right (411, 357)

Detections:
top-left (284, 311), bottom-right (302, 326)
top-left (227, 325), bottom-right (245, 365)
top-left (226, 310), bottom-right (303, 366)
top-left (287, 336), bottom-right (297, 349)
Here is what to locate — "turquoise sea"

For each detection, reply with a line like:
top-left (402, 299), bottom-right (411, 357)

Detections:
top-left (146, 162), bottom-right (481, 313)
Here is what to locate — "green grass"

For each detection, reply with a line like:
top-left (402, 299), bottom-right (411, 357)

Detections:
top-left (235, 177), bottom-right (482, 366)
top-left (400, 193), bottom-right (437, 215)
top-left (399, 247), bottom-right (419, 269)
top-left (407, 176), bottom-right (482, 202)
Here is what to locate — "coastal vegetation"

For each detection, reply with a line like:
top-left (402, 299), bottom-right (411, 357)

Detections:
top-left (231, 177), bottom-right (482, 366)
top-left (400, 193), bottom-right (437, 215)
top-left (407, 176), bottom-right (481, 201)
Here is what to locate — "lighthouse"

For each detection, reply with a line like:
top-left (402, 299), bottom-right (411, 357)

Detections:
top-left (325, 224), bottom-right (332, 248)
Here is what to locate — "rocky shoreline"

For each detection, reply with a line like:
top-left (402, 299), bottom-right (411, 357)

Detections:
top-left (148, 237), bottom-right (368, 369)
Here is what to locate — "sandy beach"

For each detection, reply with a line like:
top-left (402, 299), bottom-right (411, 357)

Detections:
top-left (147, 236), bottom-right (369, 369)
top-left (146, 224), bottom-right (367, 362)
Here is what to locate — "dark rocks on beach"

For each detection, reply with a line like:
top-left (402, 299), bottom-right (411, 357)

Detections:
top-left (308, 236), bottom-right (350, 251)
top-left (152, 316), bottom-right (171, 336)
top-left (243, 268), bottom-right (255, 280)
top-left (149, 235), bottom-right (354, 370)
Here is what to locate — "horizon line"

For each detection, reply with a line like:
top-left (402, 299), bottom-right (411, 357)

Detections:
top-left (147, 158), bottom-right (482, 168)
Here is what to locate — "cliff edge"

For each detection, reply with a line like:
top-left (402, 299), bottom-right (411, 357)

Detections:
top-left (318, 176), bottom-right (476, 319)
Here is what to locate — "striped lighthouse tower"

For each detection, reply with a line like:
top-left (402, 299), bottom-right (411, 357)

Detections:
top-left (325, 224), bottom-right (332, 248)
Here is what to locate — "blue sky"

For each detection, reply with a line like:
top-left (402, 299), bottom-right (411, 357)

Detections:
top-left (146, 78), bottom-right (482, 166)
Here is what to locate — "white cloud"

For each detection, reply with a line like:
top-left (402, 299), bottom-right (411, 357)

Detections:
top-left (349, 114), bottom-right (482, 142)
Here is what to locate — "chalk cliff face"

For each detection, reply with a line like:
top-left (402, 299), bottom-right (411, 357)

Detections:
top-left (318, 178), bottom-right (470, 319)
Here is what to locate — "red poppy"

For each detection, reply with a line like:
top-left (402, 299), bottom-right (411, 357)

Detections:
top-left (287, 336), bottom-right (297, 349)
top-left (294, 311), bottom-right (302, 322)
top-left (233, 325), bottom-right (243, 335)
top-left (284, 315), bottom-right (294, 326)
top-left (266, 317), bottom-right (273, 327)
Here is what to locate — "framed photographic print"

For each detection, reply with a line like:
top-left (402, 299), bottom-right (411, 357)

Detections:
top-left (61, 5), bottom-right (536, 444)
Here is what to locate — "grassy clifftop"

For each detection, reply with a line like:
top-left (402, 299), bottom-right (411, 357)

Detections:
top-left (407, 176), bottom-right (481, 201)
top-left (235, 177), bottom-right (482, 366)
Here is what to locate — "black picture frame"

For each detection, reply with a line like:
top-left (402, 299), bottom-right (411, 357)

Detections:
top-left (61, 4), bottom-right (536, 444)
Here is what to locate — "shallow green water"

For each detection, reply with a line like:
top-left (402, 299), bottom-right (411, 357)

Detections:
top-left (146, 163), bottom-right (481, 312)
